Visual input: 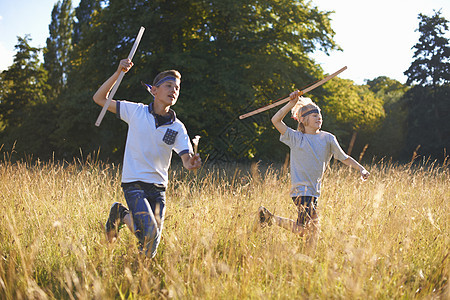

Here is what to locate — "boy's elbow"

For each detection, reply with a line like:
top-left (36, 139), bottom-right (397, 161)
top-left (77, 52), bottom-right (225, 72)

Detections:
top-left (92, 94), bottom-right (103, 106)
top-left (271, 115), bottom-right (277, 125)
top-left (271, 116), bottom-right (282, 128)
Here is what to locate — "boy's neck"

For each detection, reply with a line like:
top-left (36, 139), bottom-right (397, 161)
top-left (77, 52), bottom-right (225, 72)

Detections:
top-left (153, 101), bottom-right (171, 116)
top-left (304, 127), bottom-right (320, 134)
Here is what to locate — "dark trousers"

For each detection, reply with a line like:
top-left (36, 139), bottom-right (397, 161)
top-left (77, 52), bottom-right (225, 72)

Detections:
top-left (122, 182), bottom-right (166, 258)
top-left (292, 196), bottom-right (318, 227)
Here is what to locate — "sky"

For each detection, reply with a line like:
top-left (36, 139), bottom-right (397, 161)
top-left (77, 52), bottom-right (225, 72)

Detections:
top-left (310, 0), bottom-right (450, 84)
top-left (0, 0), bottom-right (449, 85)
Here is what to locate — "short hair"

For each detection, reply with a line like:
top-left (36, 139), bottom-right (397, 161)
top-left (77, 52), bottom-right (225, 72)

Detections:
top-left (291, 97), bottom-right (321, 133)
top-left (152, 70), bottom-right (181, 86)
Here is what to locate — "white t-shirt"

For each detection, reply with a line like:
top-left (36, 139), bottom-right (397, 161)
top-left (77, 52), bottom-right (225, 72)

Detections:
top-left (280, 127), bottom-right (349, 197)
top-left (117, 101), bottom-right (192, 186)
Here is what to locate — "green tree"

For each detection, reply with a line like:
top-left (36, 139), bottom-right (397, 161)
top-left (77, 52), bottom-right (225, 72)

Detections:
top-left (401, 86), bottom-right (449, 160)
top-left (0, 36), bottom-right (54, 158)
top-left (366, 76), bottom-right (407, 95)
top-left (0, 36), bottom-right (48, 127)
top-left (50, 1), bottom-right (112, 160)
top-left (322, 77), bottom-right (385, 156)
top-left (404, 10), bottom-right (450, 86)
top-left (0, 70), bottom-right (10, 133)
top-left (72, 0), bottom-right (102, 45)
top-left (365, 76), bottom-right (408, 160)
top-left (44, 0), bottom-right (75, 100)
top-left (54, 0), bottom-right (340, 161)
top-left (402, 11), bottom-right (450, 161)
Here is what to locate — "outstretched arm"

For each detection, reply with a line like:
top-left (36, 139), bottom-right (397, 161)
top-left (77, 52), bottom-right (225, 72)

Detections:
top-left (93, 59), bottom-right (133, 114)
top-left (341, 156), bottom-right (370, 180)
top-left (271, 90), bottom-right (300, 135)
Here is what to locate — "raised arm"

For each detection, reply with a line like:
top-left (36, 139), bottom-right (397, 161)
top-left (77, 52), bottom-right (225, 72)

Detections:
top-left (271, 90), bottom-right (300, 135)
top-left (92, 59), bottom-right (134, 114)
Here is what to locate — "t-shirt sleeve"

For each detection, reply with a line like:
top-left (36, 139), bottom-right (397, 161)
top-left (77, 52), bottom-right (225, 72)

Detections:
top-left (116, 100), bottom-right (141, 123)
top-left (329, 134), bottom-right (349, 162)
top-left (174, 123), bottom-right (193, 156)
top-left (280, 127), bottom-right (301, 148)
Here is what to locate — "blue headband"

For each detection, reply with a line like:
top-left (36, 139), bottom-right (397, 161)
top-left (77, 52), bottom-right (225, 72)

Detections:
top-left (301, 108), bottom-right (320, 117)
top-left (141, 76), bottom-right (178, 95)
top-left (154, 76), bottom-right (177, 87)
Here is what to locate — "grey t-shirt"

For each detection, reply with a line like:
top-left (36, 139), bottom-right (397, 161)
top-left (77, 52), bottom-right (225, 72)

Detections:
top-left (280, 127), bottom-right (349, 197)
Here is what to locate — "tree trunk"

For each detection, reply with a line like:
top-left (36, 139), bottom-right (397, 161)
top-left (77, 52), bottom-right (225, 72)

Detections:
top-left (347, 131), bottom-right (358, 156)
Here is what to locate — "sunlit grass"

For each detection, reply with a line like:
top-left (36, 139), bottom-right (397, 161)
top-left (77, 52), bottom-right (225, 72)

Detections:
top-left (0, 156), bottom-right (448, 299)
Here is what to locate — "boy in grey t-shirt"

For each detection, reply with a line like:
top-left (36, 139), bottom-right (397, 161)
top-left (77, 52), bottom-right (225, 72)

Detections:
top-left (259, 90), bottom-right (369, 250)
top-left (281, 127), bottom-right (349, 198)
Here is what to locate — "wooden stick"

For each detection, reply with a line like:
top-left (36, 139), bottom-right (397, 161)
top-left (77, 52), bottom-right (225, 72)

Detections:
top-left (192, 135), bottom-right (201, 175)
top-left (95, 26), bottom-right (146, 127)
top-left (192, 135), bottom-right (201, 154)
top-left (239, 66), bottom-right (347, 120)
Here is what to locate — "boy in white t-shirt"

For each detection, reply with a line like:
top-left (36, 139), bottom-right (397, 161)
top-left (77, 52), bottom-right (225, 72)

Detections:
top-left (93, 58), bottom-right (201, 258)
top-left (259, 90), bottom-right (369, 251)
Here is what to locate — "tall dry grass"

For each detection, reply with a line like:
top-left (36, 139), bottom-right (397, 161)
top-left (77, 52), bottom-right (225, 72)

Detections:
top-left (0, 156), bottom-right (448, 299)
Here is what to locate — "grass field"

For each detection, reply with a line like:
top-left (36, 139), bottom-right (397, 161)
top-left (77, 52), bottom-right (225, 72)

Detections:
top-left (0, 155), bottom-right (448, 299)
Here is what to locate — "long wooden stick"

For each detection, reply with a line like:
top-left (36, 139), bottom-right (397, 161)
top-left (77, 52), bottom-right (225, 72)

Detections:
top-left (239, 66), bottom-right (347, 120)
top-left (95, 26), bottom-right (146, 127)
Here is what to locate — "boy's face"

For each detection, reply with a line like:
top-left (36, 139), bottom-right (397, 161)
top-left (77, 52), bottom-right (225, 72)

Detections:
top-left (302, 111), bottom-right (322, 131)
top-left (152, 78), bottom-right (181, 106)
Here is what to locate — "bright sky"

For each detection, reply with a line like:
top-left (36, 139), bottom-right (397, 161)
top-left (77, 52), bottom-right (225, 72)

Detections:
top-left (311, 0), bottom-right (450, 84)
top-left (0, 0), bottom-right (449, 84)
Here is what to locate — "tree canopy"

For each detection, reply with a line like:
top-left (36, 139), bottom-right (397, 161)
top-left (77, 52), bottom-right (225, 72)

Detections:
top-left (402, 10), bottom-right (450, 161)
top-left (44, 0), bottom-right (74, 100)
top-left (0, 36), bottom-right (55, 157)
top-left (53, 0), bottom-right (340, 161)
top-left (1, 1), bottom-right (448, 162)
top-left (404, 10), bottom-right (450, 87)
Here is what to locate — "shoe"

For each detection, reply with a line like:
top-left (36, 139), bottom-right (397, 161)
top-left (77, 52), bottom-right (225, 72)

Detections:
top-left (105, 202), bottom-right (128, 242)
top-left (258, 206), bottom-right (273, 226)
